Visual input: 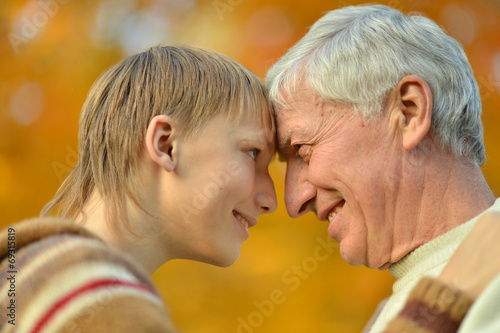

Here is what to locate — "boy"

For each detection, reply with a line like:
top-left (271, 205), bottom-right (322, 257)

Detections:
top-left (0, 45), bottom-right (277, 332)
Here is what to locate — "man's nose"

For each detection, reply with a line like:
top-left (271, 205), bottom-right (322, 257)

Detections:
top-left (284, 162), bottom-right (316, 218)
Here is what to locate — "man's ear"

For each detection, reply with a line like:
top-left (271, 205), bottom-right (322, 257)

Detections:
top-left (145, 115), bottom-right (178, 172)
top-left (392, 75), bottom-right (433, 150)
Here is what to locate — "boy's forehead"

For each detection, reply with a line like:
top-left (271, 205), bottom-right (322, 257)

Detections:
top-left (229, 116), bottom-right (276, 151)
top-left (227, 99), bottom-right (273, 125)
top-left (231, 116), bottom-right (274, 140)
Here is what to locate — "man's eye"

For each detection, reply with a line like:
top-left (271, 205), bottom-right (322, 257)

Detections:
top-left (246, 149), bottom-right (260, 160)
top-left (294, 144), bottom-right (311, 163)
top-left (293, 143), bottom-right (304, 157)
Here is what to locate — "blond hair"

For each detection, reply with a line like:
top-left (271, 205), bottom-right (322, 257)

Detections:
top-left (41, 45), bottom-right (273, 232)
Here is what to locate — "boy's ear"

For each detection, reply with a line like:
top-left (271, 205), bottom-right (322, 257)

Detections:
top-left (145, 115), bottom-right (178, 172)
top-left (391, 75), bottom-right (433, 150)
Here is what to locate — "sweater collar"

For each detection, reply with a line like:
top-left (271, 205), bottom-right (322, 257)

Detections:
top-left (389, 197), bottom-right (500, 282)
top-left (0, 217), bottom-right (102, 261)
top-left (389, 218), bottom-right (477, 281)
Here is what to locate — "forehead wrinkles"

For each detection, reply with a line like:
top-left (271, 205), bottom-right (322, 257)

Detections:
top-left (281, 106), bottom-right (358, 161)
top-left (277, 91), bottom-right (337, 134)
top-left (276, 83), bottom-right (323, 114)
top-left (275, 84), bottom-right (324, 133)
top-left (275, 82), bottom-right (359, 154)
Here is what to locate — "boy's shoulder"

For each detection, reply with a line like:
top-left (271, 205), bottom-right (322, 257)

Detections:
top-left (1, 217), bottom-right (101, 254)
top-left (0, 217), bottom-right (177, 333)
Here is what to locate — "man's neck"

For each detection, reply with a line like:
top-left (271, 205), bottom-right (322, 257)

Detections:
top-left (388, 150), bottom-right (495, 266)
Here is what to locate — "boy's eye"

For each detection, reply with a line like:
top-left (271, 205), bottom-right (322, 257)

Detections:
top-left (246, 149), bottom-right (260, 160)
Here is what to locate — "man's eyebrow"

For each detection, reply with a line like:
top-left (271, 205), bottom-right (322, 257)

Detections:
top-left (276, 132), bottom-right (291, 162)
top-left (278, 130), bottom-right (293, 153)
top-left (278, 128), bottom-right (307, 152)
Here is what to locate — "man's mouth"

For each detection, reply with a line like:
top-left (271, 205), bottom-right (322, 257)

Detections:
top-left (328, 200), bottom-right (345, 222)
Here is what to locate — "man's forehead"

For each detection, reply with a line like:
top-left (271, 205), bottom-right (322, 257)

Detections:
top-left (275, 92), bottom-right (326, 131)
top-left (276, 85), bottom-right (322, 113)
top-left (276, 111), bottom-right (304, 137)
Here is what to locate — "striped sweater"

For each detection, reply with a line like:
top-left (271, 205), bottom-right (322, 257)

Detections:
top-left (0, 218), bottom-right (177, 333)
top-left (383, 277), bottom-right (473, 333)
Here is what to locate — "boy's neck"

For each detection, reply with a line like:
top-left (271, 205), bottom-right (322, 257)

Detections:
top-left (76, 191), bottom-right (168, 275)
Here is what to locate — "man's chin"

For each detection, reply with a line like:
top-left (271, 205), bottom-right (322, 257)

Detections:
top-left (376, 262), bottom-right (392, 271)
top-left (339, 245), bottom-right (365, 267)
top-left (340, 243), bottom-right (389, 269)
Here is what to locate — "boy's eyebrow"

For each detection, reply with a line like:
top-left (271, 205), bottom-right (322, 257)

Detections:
top-left (237, 130), bottom-right (276, 155)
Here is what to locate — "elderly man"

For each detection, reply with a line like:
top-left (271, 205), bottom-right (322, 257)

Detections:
top-left (266, 4), bottom-right (500, 332)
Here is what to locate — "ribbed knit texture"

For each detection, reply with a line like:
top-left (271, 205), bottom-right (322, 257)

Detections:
top-left (0, 218), bottom-right (177, 333)
top-left (368, 198), bottom-right (500, 333)
top-left (383, 277), bottom-right (473, 333)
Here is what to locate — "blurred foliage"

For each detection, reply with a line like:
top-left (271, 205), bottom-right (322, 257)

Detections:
top-left (1, 0), bottom-right (499, 332)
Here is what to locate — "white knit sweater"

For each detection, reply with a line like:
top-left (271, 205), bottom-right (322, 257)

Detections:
top-left (368, 198), bottom-right (500, 333)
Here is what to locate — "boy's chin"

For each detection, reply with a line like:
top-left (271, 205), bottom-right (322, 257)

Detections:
top-left (205, 250), bottom-right (241, 268)
top-left (185, 243), bottom-right (242, 267)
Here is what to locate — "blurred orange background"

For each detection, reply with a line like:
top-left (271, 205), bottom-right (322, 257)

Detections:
top-left (1, 0), bottom-right (499, 332)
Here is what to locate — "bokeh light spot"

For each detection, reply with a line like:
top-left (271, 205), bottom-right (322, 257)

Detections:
top-left (493, 52), bottom-right (500, 93)
top-left (246, 7), bottom-right (295, 47)
top-left (119, 10), bottom-right (172, 55)
top-left (9, 82), bottom-right (45, 126)
top-left (440, 3), bottom-right (478, 45)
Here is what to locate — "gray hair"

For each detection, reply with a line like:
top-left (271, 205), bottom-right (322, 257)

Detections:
top-left (266, 4), bottom-right (485, 166)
